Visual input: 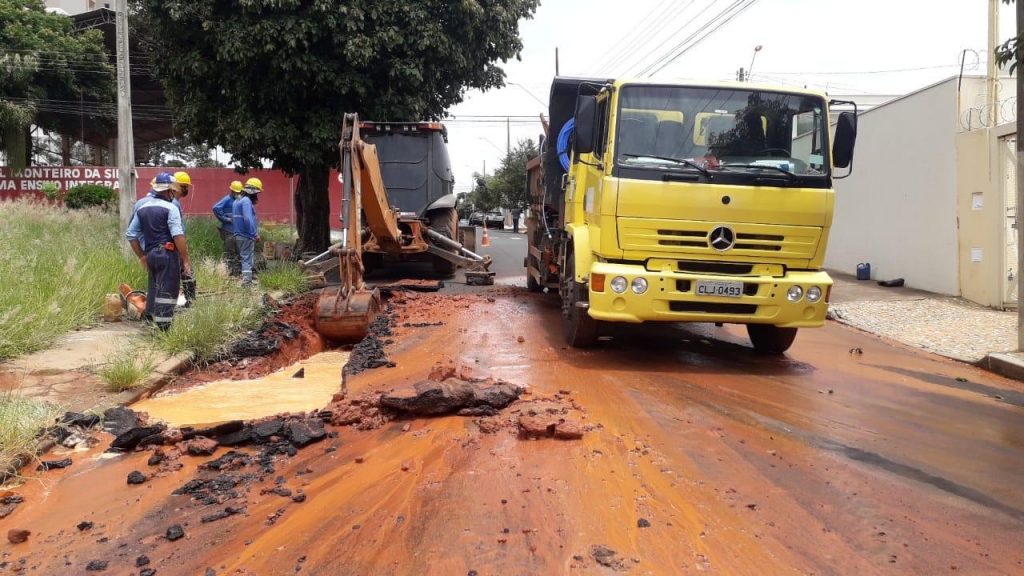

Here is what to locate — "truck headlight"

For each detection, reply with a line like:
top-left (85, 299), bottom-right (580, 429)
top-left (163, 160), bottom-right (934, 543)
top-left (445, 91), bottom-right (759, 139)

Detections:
top-left (806, 286), bottom-right (823, 303)
top-left (631, 278), bottom-right (648, 294)
top-left (787, 286), bottom-right (803, 302)
top-left (610, 276), bottom-right (628, 294)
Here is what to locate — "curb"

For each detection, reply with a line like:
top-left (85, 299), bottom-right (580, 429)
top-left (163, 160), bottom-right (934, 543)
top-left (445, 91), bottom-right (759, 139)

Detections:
top-left (110, 351), bottom-right (194, 407)
top-left (0, 352), bottom-right (195, 482)
top-left (977, 353), bottom-right (1024, 382)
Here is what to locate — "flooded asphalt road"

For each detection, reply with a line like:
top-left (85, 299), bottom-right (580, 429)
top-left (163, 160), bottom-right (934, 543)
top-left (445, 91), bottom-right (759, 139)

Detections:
top-left (2, 231), bottom-right (1024, 575)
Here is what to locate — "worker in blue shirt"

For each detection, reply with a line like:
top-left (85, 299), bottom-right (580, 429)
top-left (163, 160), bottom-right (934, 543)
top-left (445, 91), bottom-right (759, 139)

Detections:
top-left (131, 172), bottom-right (173, 251)
top-left (232, 177), bottom-right (263, 286)
top-left (125, 172), bottom-right (192, 331)
top-left (213, 180), bottom-right (243, 276)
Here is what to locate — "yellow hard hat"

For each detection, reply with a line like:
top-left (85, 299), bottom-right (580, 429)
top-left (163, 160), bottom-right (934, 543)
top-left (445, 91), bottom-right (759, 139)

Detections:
top-left (245, 177), bottom-right (263, 192)
top-left (230, 180), bottom-right (243, 193)
top-left (173, 171), bottom-right (192, 186)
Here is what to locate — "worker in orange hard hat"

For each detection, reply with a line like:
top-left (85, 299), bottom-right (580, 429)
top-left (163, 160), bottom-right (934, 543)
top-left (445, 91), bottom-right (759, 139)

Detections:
top-left (213, 180), bottom-right (244, 276)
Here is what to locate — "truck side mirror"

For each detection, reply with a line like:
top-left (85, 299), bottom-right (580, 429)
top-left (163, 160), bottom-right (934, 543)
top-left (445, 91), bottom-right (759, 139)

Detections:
top-left (574, 95), bottom-right (598, 155)
top-left (833, 111), bottom-right (857, 170)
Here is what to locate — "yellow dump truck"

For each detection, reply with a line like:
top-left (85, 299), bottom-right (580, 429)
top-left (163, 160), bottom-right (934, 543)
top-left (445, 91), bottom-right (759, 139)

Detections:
top-left (525, 77), bottom-right (857, 353)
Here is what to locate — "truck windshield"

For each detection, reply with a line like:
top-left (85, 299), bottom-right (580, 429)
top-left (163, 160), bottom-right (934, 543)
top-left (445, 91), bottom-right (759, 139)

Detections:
top-left (615, 85), bottom-right (829, 178)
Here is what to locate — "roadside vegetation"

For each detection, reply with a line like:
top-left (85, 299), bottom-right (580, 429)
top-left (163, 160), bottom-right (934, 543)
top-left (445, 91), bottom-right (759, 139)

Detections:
top-left (0, 198), bottom-right (147, 360)
top-left (0, 392), bottom-right (63, 478)
top-left (0, 199), bottom-right (308, 363)
top-left (97, 344), bottom-right (159, 392)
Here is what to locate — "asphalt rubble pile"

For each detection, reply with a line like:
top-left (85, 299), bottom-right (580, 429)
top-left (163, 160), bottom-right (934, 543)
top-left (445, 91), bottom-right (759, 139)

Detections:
top-left (326, 359), bottom-right (594, 441)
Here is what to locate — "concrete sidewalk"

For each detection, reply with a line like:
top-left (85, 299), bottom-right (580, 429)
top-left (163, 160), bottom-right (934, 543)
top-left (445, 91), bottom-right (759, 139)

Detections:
top-left (827, 271), bottom-right (1021, 376)
top-left (0, 322), bottom-right (189, 414)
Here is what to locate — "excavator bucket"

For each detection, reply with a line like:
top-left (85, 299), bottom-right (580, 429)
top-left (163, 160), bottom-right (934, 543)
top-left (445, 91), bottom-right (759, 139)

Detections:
top-left (314, 286), bottom-right (381, 343)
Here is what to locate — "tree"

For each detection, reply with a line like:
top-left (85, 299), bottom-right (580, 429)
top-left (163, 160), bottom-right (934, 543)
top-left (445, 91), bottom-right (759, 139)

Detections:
top-left (996, 0), bottom-right (1023, 73)
top-left (137, 0), bottom-right (539, 254)
top-left (0, 0), bottom-right (115, 172)
top-left (465, 172), bottom-right (501, 212)
top-left (488, 138), bottom-right (537, 211)
top-left (146, 136), bottom-right (225, 167)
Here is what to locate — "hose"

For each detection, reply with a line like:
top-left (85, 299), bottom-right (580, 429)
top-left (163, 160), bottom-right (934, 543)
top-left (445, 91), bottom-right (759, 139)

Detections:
top-left (557, 118), bottom-right (574, 171)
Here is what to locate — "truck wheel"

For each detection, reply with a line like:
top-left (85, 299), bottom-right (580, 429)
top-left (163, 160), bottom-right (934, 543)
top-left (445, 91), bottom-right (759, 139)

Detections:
top-left (562, 256), bottom-right (598, 348)
top-left (746, 325), bottom-right (798, 355)
top-left (429, 207), bottom-right (458, 277)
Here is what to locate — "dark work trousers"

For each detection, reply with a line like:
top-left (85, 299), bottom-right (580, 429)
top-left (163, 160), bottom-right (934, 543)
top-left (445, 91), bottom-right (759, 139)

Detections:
top-left (220, 227), bottom-right (241, 276)
top-left (181, 262), bottom-right (196, 306)
top-left (144, 246), bottom-right (182, 331)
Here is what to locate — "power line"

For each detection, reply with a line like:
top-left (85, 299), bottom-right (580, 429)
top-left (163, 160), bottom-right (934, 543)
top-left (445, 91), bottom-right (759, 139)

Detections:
top-left (637, 0), bottom-right (761, 77)
top-left (755, 64), bottom-right (968, 76)
top-left (619, 0), bottom-right (723, 77)
top-left (596, 0), bottom-right (692, 75)
top-left (609, 0), bottom-right (703, 77)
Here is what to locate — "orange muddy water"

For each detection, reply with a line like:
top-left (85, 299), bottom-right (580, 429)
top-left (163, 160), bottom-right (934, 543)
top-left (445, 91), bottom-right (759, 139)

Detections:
top-left (2, 288), bottom-right (1023, 575)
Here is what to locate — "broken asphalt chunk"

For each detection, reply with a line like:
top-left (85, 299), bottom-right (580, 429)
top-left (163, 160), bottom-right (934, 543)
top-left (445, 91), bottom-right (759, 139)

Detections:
top-left (165, 524), bottom-right (185, 541)
top-left (37, 458), bottom-right (72, 471)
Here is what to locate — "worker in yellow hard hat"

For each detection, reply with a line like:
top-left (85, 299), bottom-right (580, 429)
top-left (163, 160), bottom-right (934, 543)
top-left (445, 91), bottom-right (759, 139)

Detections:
top-left (213, 180), bottom-right (244, 276)
top-left (168, 171), bottom-right (195, 305)
top-left (232, 177), bottom-right (263, 286)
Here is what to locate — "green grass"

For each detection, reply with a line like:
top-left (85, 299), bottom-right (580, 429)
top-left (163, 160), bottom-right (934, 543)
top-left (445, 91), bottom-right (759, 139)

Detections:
top-left (153, 286), bottom-right (265, 361)
top-left (0, 392), bottom-right (62, 476)
top-left (182, 217), bottom-right (226, 262)
top-left (0, 198), bottom-right (147, 360)
top-left (97, 343), bottom-right (159, 392)
top-left (258, 261), bottom-right (308, 295)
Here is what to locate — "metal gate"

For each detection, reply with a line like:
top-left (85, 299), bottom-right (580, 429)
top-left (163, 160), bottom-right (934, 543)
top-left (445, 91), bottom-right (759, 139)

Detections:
top-left (1002, 135), bottom-right (1019, 308)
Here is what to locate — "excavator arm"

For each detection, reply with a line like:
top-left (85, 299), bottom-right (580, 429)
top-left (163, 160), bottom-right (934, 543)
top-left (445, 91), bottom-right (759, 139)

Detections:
top-left (343, 115), bottom-right (403, 250)
top-left (305, 112), bottom-right (496, 343)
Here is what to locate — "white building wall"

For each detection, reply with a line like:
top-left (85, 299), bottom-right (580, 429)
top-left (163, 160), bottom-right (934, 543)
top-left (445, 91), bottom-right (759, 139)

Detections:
top-left (44, 0), bottom-right (97, 15)
top-left (826, 78), bottom-right (961, 295)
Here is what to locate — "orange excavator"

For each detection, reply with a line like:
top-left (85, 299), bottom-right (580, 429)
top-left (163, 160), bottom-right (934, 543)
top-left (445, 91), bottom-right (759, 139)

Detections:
top-left (305, 113), bottom-right (494, 343)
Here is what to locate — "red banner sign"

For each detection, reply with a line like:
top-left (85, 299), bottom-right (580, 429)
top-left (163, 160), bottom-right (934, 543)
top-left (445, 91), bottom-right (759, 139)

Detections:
top-left (0, 166), bottom-right (343, 225)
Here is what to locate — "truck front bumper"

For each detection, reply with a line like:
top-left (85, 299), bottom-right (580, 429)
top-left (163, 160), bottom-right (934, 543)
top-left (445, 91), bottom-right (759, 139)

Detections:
top-left (586, 262), bottom-right (832, 328)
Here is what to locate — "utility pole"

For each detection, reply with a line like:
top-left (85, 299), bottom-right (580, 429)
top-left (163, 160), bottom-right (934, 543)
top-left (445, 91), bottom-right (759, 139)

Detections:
top-left (989, 0), bottom-right (1000, 125)
top-left (506, 116), bottom-right (511, 159)
top-left (1016, 0), bottom-right (1024, 350)
top-left (115, 0), bottom-right (136, 251)
top-left (555, 47), bottom-right (560, 76)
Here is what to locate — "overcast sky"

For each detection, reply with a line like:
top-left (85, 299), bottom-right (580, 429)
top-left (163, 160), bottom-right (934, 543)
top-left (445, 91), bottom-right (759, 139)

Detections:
top-left (445, 0), bottom-right (1016, 196)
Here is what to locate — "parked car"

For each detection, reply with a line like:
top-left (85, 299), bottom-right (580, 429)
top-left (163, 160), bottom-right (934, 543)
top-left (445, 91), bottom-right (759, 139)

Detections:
top-left (468, 211), bottom-right (483, 226)
top-left (483, 210), bottom-right (504, 228)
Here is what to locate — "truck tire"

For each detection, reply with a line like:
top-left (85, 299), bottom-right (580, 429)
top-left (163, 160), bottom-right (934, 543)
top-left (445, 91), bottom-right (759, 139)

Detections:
top-left (746, 325), bottom-right (798, 355)
top-left (429, 207), bottom-right (458, 277)
top-left (562, 256), bottom-right (599, 348)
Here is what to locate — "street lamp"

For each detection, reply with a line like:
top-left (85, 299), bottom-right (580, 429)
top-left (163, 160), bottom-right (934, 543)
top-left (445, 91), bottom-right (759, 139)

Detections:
top-left (477, 137), bottom-right (504, 155)
top-left (747, 45), bottom-right (763, 82)
top-left (507, 82), bottom-right (548, 108)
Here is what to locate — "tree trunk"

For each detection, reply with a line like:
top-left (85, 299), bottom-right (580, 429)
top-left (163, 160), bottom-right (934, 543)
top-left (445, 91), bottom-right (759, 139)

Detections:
top-left (23, 125), bottom-right (32, 168)
top-left (295, 163), bottom-right (332, 256)
top-left (62, 136), bottom-right (72, 165)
